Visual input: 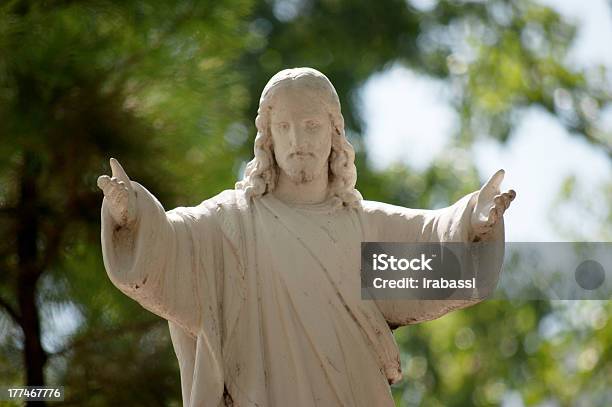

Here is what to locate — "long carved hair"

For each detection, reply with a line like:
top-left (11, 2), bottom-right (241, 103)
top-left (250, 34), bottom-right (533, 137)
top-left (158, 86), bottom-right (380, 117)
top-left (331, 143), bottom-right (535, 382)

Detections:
top-left (235, 67), bottom-right (362, 208)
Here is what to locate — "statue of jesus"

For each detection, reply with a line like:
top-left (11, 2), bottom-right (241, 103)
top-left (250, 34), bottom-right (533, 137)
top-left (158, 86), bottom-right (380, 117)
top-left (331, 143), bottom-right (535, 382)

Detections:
top-left (98, 67), bottom-right (515, 406)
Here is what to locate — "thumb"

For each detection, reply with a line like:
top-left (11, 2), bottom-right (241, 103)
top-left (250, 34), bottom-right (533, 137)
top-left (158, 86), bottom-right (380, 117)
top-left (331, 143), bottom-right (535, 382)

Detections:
top-left (110, 158), bottom-right (131, 186)
top-left (481, 169), bottom-right (504, 195)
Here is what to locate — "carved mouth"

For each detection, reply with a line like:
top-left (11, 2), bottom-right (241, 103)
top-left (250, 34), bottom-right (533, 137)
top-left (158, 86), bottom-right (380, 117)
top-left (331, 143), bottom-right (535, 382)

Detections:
top-left (290, 152), bottom-right (315, 159)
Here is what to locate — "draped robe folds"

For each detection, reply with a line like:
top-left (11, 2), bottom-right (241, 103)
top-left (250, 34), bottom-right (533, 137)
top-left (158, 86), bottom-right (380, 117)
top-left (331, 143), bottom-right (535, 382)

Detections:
top-left (101, 183), bottom-right (504, 407)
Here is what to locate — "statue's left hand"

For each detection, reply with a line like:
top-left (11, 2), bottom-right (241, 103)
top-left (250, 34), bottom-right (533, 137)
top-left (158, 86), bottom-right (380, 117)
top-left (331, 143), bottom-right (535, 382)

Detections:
top-left (471, 169), bottom-right (516, 238)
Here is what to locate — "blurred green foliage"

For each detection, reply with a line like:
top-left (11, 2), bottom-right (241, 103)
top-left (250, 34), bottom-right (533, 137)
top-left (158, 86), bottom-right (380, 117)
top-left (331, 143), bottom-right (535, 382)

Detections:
top-left (0, 0), bottom-right (610, 406)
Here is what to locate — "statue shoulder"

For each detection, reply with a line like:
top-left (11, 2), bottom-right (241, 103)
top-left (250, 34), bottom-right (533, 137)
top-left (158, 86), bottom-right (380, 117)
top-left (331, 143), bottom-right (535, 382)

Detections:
top-left (166, 189), bottom-right (248, 222)
top-left (201, 190), bottom-right (250, 248)
top-left (204, 189), bottom-right (249, 213)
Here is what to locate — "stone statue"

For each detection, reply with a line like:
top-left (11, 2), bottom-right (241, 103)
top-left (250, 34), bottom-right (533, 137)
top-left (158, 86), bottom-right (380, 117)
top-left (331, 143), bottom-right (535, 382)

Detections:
top-left (98, 67), bottom-right (515, 406)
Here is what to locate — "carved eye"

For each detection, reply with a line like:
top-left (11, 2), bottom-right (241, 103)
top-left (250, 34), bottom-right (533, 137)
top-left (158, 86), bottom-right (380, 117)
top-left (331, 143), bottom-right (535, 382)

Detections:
top-left (277, 122), bottom-right (290, 131)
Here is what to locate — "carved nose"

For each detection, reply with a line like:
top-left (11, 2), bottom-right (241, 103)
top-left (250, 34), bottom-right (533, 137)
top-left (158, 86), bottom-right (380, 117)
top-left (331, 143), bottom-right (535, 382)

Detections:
top-left (290, 127), bottom-right (309, 150)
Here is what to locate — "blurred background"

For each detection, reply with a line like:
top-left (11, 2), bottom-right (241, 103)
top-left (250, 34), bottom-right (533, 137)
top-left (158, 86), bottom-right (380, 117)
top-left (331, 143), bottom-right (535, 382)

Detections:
top-left (0, 0), bottom-right (610, 405)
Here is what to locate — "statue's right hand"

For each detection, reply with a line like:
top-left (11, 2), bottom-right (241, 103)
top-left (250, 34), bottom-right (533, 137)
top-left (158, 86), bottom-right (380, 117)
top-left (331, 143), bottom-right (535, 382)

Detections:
top-left (97, 158), bottom-right (137, 227)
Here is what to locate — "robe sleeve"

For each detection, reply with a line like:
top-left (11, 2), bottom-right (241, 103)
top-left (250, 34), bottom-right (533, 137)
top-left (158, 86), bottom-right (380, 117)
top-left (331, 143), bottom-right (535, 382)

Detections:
top-left (361, 191), bottom-right (505, 327)
top-left (100, 181), bottom-right (223, 338)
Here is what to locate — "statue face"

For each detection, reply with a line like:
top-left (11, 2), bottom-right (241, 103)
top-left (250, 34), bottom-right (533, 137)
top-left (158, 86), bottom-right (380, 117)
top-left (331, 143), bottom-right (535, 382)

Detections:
top-left (269, 84), bottom-right (333, 183)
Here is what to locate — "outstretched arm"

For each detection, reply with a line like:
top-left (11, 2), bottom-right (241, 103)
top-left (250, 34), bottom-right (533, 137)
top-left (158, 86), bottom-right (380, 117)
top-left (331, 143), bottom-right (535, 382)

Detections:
top-left (364, 169), bottom-right (516, 327)
top-left (98, 158), bottom-right (219, 336)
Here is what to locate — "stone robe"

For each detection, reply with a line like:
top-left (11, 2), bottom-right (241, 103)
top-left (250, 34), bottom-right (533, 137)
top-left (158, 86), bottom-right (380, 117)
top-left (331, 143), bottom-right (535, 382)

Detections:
top-left (100, 183), bottom-right (504, 407)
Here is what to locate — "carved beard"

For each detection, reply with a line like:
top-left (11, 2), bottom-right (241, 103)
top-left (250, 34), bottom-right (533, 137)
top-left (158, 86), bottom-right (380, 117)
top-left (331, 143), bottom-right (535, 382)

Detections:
top-left (279, 153), bottom-right (330, 184)
top-left (283, 165), bottom-right (319, 184)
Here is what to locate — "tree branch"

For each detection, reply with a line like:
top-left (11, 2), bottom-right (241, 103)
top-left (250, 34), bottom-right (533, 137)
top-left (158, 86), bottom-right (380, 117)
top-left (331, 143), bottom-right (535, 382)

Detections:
top-left (38, 222), bottom-right (66, 272)
top-left (0, 207), bottom-right (17, 216)
top-left (0, 295), bottom-right (21, 327)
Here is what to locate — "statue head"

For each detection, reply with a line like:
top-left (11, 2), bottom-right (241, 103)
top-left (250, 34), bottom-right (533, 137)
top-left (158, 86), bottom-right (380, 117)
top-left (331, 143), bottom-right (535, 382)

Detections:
top-left (236, 67), bottom-right (362, 207)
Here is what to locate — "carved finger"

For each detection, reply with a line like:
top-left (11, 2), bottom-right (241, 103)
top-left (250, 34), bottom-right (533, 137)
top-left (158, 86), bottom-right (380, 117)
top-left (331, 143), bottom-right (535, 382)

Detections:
top-left (110, 158), bottom-right (131, 186)
top-left (105, 179), bottom-right (118, 197)
top-left (503, 190), bottom-right (516, 208)
top-left (116, 181), bottom-right (130, 193)
top-left (503, 196), bottom-right (511, 210)
top-left (102, 178), bottom-right (121, 197)
top-left (487, 206), bottom-right (498, 225)
top-left (503, 193), bottom-right (514, 209)
top-left (97, 175), bottom-right (111, 191)
top-left (482, 169), bottom-right (505, 195)
top-left (495, 205), bottom-right (505, 220)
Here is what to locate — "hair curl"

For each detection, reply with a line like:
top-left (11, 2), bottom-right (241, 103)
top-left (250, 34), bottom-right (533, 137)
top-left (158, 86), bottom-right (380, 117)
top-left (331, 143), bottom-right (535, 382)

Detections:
top-left (235, 67), bottom-right (362, 208)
